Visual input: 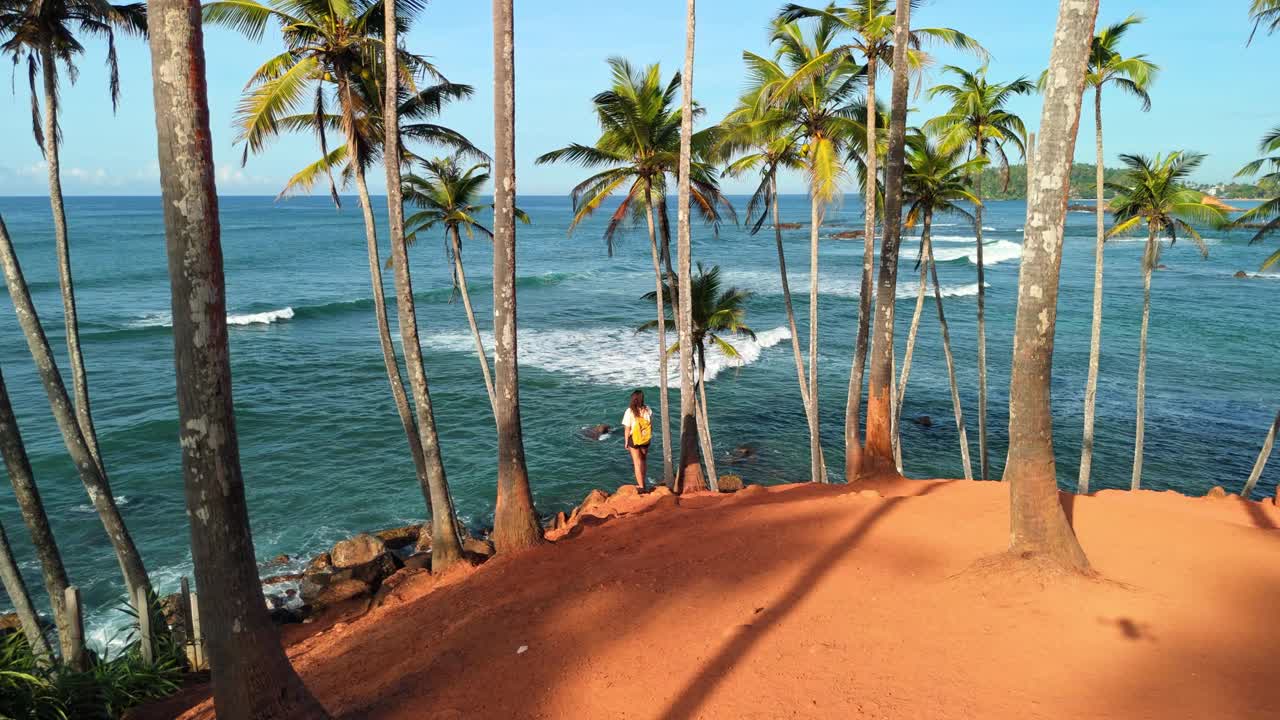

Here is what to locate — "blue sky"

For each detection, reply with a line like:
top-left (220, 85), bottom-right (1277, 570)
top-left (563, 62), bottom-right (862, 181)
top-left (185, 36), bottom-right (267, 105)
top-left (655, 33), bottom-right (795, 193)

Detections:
top-left (0, 0), bottom-right (1275, 196)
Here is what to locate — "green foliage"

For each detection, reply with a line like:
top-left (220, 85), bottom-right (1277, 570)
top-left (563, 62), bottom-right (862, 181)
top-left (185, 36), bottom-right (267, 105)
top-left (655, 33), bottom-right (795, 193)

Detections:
top-left (1105, 151), bottom-right (1228, 269)
top-left (924, 64), bottom-right (1034, 189)
top-left (0, 606), bottom-right (185, 720)
top-left (974, 162), bottom-right (1132, 200)
top-left (640, 263), bottom-right (756, 373)
top-left (1233, 125), bottom-right (1280, 268)
top-left (1249, 0), bottom-right (1280, 43)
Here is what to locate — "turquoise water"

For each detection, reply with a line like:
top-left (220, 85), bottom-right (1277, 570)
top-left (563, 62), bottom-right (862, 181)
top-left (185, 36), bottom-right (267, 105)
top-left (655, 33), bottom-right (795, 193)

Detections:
top-left (1, 194), bottom-right (1277, 644)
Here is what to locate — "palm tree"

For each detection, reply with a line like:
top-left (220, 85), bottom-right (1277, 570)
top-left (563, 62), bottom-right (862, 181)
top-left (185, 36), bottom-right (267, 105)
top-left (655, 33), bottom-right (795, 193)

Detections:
top-left (146, 0), bottom-right (328, 711)
top-left (863, 0), bottom-right (910, 472)
top-left (381, 0), bottom-right (465, 571)
top-left (1003, 0), bottom-right (1096, 571)
top-left (491, 0), bottom-right (543, 550)
top-left (748, 16), bottom-right (867, 483)
top-left (1233, 126), bottom-right (1280, 269)
top-left (204, 0), bottom-right (469, 563)
top-left (1, 0), bottom-right (149, 599)
top-left (642, 264), bottom-right (756, 458)
top-left (1249, 0), bottom-right (1280, 43)
top-left (0, 361), bottom-right (77, 665)
top-left (925, 64), bottom-right (1033, 481)
top-left (401, 156), bottom-right (529, 416)
top-left (536, 57), bottom-right (733, 489)
top-left (896, 132), bottom-right (982, 479)
top-left (777, 0), bottom-right (984, 483)
top-left (0, 518), bottom-right (52, 661)
top-left (1075, 14), bottom-right (1159, 494)
top-left (0, 211), bottom-right (151, 602)
top-left (1106, 152), bottom-right (1227, 490)
top-left (1, 0), bottom-right (147, 477)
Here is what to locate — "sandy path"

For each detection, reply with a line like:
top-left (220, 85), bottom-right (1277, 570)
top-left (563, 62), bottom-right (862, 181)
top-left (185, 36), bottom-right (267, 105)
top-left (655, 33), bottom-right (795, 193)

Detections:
top-left (160, 479), bottom-right (1280, 719)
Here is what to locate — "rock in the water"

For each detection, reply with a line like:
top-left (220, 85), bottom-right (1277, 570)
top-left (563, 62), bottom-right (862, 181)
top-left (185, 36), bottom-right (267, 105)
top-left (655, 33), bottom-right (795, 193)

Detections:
top-left (830, 230), bottom-right (864, 239)
top-left (262, 554), bottom-right (291, 569)
top-left (331, 533), bottom-right (388, 569)
top-left (717, 474), bottom-right (745, 492)
top-left (1156, 264), bottom-right (1168, 270)
top-left (374, 524), bottom-right (423, 552)
top-left (912, 415), bottom-right (933, 427)
top-left (581, 424), bottom-right (612, 440)
top-left (728, 445), bottom-right (758, 464)
top-left (1206, 485), bottom-right (1228, 499)
top-left (1234, 270), bottom-right (1250, 279)
top-left (305, 551), bottom-right (333, 575)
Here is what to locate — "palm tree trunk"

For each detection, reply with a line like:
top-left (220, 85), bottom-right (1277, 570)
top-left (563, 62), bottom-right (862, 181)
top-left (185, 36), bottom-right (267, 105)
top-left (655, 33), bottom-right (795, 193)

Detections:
top-left (1131, 228), bottom-right (1155, 491)
top-left (974, 143), bottom-right (989, 481)
top-left (896, 213), bottom-right (932, 435)
top-left (806, 185), bottom-right (825, 483)
top-left (864, 0), bottom-right (911, 470)
top-left (1004, 0), bottom-right (1095, 571)
top-left (846, 55), bottom-right (877, 484)
top-left (0, 519), bottom-right (52, 661)
top-left (1079, 87), bottom-right (1106, 494)
top-left (0, 213), bottom-right (150, 601)
top-left (449, 226), bottom-right (498, 416)
top-left (147, 3), bottom-right (329, 713)
top-left (927, 235), bottom-right (974, 480)
top-left (0, 362), bottom-right (76, 665)
top-left (491, 0), bottom-right (543, 550)
top-left (771, 177), bottom-right (824, 478)
top-left (695, 344), bottom-right (717, 488)
top-left (644, 181), bottom-right (674, 486)
top-left (1241, 410), bottom-right (1279, 499)
top-left (39, 43), bottom-right (104, 473)
top-left (381, 16), bottom-right (466, 568)
top-left (675, 0), bottom-right (707, 494)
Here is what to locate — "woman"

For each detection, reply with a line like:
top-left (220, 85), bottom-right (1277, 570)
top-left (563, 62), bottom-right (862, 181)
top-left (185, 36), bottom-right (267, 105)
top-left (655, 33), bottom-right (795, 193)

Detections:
top-left (621, 389), bottom-right (652, 489)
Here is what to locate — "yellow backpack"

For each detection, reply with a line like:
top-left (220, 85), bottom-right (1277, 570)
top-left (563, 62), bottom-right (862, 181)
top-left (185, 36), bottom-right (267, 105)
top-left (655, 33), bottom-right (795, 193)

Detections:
top-left (630, 411), bottom-right (652, 446)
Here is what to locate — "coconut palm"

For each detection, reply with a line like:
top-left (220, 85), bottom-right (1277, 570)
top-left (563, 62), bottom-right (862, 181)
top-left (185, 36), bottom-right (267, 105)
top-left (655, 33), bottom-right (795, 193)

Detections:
top-left (148, 1), bottom-right (328, 709)
top-left (1074, 14), bottom-right (1159, 494)
top-left (747, 15), bottom-right (867, 483)
top-left (1, 0), bottom-right (149, 599)
top-left (1249, 0), bottom-right (1280, 43)
top-left (1004, 0), bottom-right (1095, 572)
top-left (0, 361), bottom-right (77, 665)
top-left (1105, 152), bottom-right (1227, 490)
top-left (1, 0), bottom-right (146, 472)
top-left (777, 0), bottom-right (985, 482)
top-left (205, 0), bottom-right (469, 565)
top-left (535, 57), bottom-right (734, 489)
top-left (896, 132), bottom-right (982, 480)
top-left (1233, 126), bottom-right (1280, 269)
top-left (642, 264), bottom-right (757, 464)
top-left (924, 64), bottom-right (1034, 481)
top-left (401, 156), bottom-right (530, 416)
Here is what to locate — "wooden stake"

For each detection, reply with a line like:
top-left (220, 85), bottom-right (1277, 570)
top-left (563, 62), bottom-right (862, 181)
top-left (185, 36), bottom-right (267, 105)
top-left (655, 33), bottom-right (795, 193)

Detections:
top-left (135, 585), bottom-right (153, 664)
top-left (179, 577), bottom-right (194, 643)
top-left (188, 591), bottom-right (204, 670)
top-left (64, 586), bottom-right (85, 671)
top-left (1242, 410), bottom-right (1280, 499)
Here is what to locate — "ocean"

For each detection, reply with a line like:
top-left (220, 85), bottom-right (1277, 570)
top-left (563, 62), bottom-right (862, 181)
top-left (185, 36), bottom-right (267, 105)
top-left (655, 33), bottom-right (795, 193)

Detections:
top-left (1, 194), bottom-right (1276, 645)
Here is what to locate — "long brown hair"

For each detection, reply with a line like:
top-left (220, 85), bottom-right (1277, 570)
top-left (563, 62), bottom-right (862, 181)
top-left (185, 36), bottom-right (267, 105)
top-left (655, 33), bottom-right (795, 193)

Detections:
top-left (629, 389), bottom-right (645, 416)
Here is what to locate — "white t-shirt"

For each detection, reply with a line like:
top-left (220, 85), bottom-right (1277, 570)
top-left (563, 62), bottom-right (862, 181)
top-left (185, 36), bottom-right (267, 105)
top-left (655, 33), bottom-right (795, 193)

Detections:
top-left (621, 406), bottom-right (652, 430)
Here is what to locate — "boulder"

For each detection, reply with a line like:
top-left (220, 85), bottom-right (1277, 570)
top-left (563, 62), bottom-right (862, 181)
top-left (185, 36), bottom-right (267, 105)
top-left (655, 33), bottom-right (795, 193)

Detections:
top-left (374, 524), bottom-right (423, 552)
top-left (414, 530), bottom-right (433, 555)
top-left (579, 488), bottom-right (610, 514)
top-left (262, 554), bottom-right (291, 569)
top-left (649, 485), bottom-right (673, 499)
top-left (858, 489), bottom-right (883, 499)
top-left (728, 445), bottom-right (757, 464)
top-left (331, 533), bottom-right (387, 569)
top-left (580, 424), bottom-right (612, 440)
top-left (0, 612), bottom-right (21, 637)
top-left (373, 567), bottom-right (427, 606)
top-left (1234, 270), bottom-right (1250, 279)
top-left (912, 415), bottom-right (933, 428)
top-left (717, 474), bottom-right (745, 493)
top-left (305, 578), bottom-right (372, 609)
top-left (403, 553), bottom-right (432, 572)
top-left (553, 511), bottom-right (568, 530)
top-left (830, 230), bottom-right (865, 239)
top-left (776, 222), bottom-right (802, 230)
top-left (462, 536), bottom-right (495, 559)
top-left (614, 484), bottom-right (640, 500)
top-left (1206, 485), bottom-right (1228, 499)
top-left (305, 551), bottom-right (333, 575)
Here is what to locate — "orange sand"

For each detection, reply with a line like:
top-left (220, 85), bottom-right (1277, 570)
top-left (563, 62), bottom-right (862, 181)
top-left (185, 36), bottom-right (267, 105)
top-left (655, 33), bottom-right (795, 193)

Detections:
top-left (153, 479), bottom-right (1280, 719)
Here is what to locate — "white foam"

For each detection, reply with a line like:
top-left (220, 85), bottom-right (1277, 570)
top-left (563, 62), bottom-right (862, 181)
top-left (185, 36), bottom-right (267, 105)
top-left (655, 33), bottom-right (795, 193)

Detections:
top-left (895, 281), bottom-right (986, 299)
top-left (71, 495), bottom-right (130, 514)
top-left (906, 239), bottom-right (1022, 265)
top-left (227, 307), bottom-right (295, 326)
top-left (424, 325), bottom-right (791, 387)
top-left (129, 307), bottom-right (295, 328)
